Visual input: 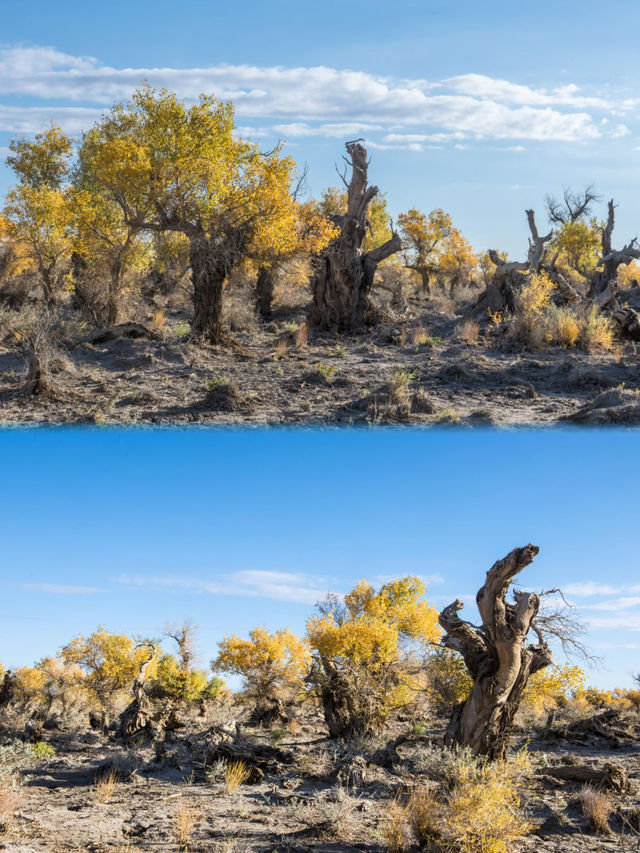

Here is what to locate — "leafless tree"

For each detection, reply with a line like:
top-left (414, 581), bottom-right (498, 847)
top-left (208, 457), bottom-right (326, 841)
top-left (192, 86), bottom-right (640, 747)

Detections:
top-left (438, 544), bottom-right (586, 760)
top-left (545, 185), bottom-right (600, 225)
top-left (310, 140), bottom-right (401, 331)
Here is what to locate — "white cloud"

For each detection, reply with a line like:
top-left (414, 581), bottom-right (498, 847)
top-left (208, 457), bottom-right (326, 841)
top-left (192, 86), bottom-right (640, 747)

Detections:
top-left (115, 569), bottom-right (332, 605)
top-left (20, 583), bottom-right (102, 594)
top-left (0, 44), bottom-right (619, 144)
top-left (563, 581), bottom-right (631, 596)
top-left (443, 74), bottom-right (636, 111)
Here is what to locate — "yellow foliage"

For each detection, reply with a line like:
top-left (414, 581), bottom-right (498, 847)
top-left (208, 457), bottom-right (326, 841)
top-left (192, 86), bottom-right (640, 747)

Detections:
top-left (548, 218), bottom-right (601, 278)
top-left (213, 627), bottom-right (309, 701)
top-left (398, 207), bottom-right (477, 288)
top-left (580, 305), bottom-right (616, 352)
top-left (408, 750), bottom-right (532, 853)
top-left (521, 663), bottom-right (585, 713)
top-left (61, 628), bottom-right (157, 708)
top-left (617, 260), bottom-right (640, 289)
top-left (308, 577), bottom-right (440, 666)
top-left (7, 125), bottom-right (72, 190)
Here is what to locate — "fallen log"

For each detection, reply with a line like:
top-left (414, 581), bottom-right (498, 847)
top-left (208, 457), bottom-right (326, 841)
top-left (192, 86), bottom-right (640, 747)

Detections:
top-left (80, 323), bottom-right (159, 345)
top-left (537, 762), bottom-right (630, 793)
top-left (206, 739), bottom-right (294, 783)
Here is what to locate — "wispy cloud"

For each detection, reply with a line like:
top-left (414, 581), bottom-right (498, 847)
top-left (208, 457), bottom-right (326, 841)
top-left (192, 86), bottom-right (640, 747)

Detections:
top-left (115, 569), bottom-right (333, 605)
top-left (564, 581), bottom-right (640, 597)
top-left (20, 583), bottom-right (103, 594)
top-left (0, 44), bottom-right (629, 146)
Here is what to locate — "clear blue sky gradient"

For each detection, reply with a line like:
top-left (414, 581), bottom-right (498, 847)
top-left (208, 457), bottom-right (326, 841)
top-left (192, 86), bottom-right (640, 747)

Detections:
top-left (0, 428), bottom-right (638, 688)
top-left (1, 1), bottom-right (640, 255)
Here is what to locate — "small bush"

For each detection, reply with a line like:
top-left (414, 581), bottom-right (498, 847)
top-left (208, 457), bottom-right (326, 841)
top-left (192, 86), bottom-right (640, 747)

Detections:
top-left (579, 786), bottom-right (613, 835)
top-left (380, 798), bottom-right (408, 852)
top-left (94, 769), bottom-right (118, 803)
top-left (456, 319), bottom-right (480, 345)
top-left (224, 759), bottom-right (251, 794)
top-left (31, 741), bottom-right (55, 759)
top-left (580, 306), bottom-right (615, 353)
top-left (174, 799), bottom-right (201, 850)
top-left (407, 750), bottom-right (532, 853)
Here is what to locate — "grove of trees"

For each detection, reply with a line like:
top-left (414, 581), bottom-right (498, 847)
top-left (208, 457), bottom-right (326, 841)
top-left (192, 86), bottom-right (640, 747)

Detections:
top-left (3, 83), bottom-right (639, 395)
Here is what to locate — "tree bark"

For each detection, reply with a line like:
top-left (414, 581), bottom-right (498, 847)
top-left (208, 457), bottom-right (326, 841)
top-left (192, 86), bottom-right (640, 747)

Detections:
top-left (439, 544), bottom-right (552, 760)
top-left (255, 265), bottom-right (275, 320)
top-left (310, 141), bottom-right (401, 331)
top-left (190, 235), bottom-right (228, 343)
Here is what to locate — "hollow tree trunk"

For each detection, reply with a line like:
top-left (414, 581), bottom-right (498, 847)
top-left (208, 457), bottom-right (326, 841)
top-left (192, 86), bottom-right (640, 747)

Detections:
top-left (439, 545), bottom-right (552, 761)
top-left (256, 265), bottom-right (275, 320)
top-left (310, 141), bottom-right (401, 331)
top-left (190, 235), bottom-right (228, 343)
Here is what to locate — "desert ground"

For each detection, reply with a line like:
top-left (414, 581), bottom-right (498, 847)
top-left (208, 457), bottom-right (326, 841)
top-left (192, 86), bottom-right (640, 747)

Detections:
top-left (2, 281), bottom-right (639, 428)
top-left (1, 703), bottom-right (638, 852)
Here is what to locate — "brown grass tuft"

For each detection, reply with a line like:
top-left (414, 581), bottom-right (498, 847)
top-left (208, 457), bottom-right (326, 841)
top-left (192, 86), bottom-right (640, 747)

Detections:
top-left (94, 769), bottom-right (118, 803)
top-left (173, 799), bottom-right (201, 850)
top-left (579, 786), bottom-right (613, 834)
top-left (224, 759), bottom-right (251, 794)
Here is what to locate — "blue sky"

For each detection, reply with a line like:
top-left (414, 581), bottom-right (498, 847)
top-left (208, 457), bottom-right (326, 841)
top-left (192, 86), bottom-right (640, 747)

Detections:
top-left (1, 0), bottom-right (640, 255)
top-left (1, 428), bottom-right (639, 688)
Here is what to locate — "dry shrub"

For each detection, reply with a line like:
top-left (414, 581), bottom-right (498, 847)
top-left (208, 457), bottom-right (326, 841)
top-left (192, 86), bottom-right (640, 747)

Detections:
top-left (579, 786), bottom-right (613, 834)
top-left (549, 307), bottom-right (580, 348)
top-left (202, 378), bottom-right (253, 413)
top-left (381, 797), bottom-right (408, 852)
top-left (511, 273), bottom-right (615, 352)
top-left (456, 319), bottom-right (480, 345)
top-left (275, 321), bottom-right (308, 358)
top-left (94, 768), bottom-right (118, 803)
top-left (174, 799), bottom-right (201, 850)
top-left (224, 759), bottom-right (251, 794)
top-left (407, 750), bottom-right (532, 853)
top-left (408, 325), bottom-right (432, 346)
top-left (289, 786), bottom-right (360, 842)
top-left (296, 745), bottom-right (336, 781)
top-left (581, 306), bottom-right (615, 352)
top-left (151, 309), bottom-right (167, 330)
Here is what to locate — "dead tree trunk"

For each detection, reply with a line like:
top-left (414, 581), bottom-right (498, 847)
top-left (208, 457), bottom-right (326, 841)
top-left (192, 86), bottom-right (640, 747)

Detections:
top-left (118, 644), bottom-right (156, 739)
top-left (310, 141), bottom-right (401, 331)
top-left (439, 544), bottom-right (552, 761)
top-left (474, 210), bottom-right (553, 320)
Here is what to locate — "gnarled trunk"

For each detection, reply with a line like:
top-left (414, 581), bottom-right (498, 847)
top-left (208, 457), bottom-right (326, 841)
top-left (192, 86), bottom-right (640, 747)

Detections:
top-left (190, 235), bottom-right (228, 343)
top-left (255, 265), bottom-right (275, 320)
top-left (310, 141), bottom-right (401, 331)
top-left (439, 544), bottom-right (552, 760)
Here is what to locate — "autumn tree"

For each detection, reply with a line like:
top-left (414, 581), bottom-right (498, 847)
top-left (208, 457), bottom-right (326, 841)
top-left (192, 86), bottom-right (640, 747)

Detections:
top-left (70, 184), bottom-right (148, 326)
top-left (78, 85), bottom-right (298, 342)
top-left (307, 577), bottom-right (440, 738)
top-left (3, 126), bottom-right (74, 309)
top-left (152, 620), bottom-right (223, 708)
top-left (251, 198), bottom-right (337, 320)
top-left (61, 627), bottom-right (158, 727)
top-left (213, 627), bottom-right (310, 725)
top-left (438, 544), bottom-right (569, 760)
top-left (398, 208), bottom-right (476, 295)
top-left (310, 141), bottom-right (401, 331)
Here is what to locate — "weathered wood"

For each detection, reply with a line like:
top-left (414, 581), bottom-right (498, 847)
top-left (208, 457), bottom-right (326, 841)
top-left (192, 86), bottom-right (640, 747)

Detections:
top-left (310, 141), bottom-right (401, 331)
top-left (439, 544), bottom-right (553, 760)
top-left (81, 322), bottom-right (158, 345)
top-left (537, 762), bottom-right (630, 793)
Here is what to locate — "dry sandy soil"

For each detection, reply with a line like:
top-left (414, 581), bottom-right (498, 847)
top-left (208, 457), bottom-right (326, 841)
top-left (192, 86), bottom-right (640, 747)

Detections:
top-left (1, 708), bottom-right (639, 852)
top-left (2, 287), bottom-right (640, 427)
